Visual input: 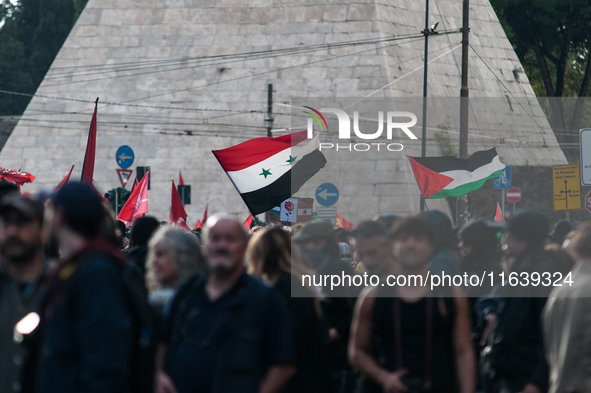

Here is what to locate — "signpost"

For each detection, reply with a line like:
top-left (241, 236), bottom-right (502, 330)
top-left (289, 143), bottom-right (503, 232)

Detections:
top-left (585, 191), bottom-right (591, 215)
top-left (116, 145), bottom-right (135, 169)
top-left (116, 168), bottom-right (133, 188)
top-left (315, 183), bottom-right (339, 207)
top-left (316, 207), bottom-right (337, 226)
top-left (506, 186), bottom-right (521, 214)
top-left (580, 129), bottom-right (591, 185)
top-left (493, 165), bottom-right (512, 217)
top-left (552, 165), bottom-right (581, 215)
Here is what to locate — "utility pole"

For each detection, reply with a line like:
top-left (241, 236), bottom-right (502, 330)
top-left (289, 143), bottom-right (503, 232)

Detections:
top-left (457, 0), bottom-right (470, 226)
top-left (420, 0), bottom-right (430, 212)
top-left (265, 83), bottom-right (274, 138)
top-left (264, 82), bottom-right (274, 224)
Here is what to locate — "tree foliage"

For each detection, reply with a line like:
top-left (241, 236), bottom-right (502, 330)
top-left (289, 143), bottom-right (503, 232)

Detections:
top-left (0, 0), bottom-right (87, 115)
top-left (490, 0), bottom-right (591, 162)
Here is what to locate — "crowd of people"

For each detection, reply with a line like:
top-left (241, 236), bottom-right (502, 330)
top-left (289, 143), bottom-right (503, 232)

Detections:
top-left (1, 181), bottom-right (590, 393)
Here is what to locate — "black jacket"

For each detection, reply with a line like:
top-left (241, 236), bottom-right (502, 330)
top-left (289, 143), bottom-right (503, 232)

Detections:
top-left (37, 240), bottom-right (133, 393)
top-left (274, 274), bottom-right (328, 393)
top-left (484, 247), bottom-right (559, 392)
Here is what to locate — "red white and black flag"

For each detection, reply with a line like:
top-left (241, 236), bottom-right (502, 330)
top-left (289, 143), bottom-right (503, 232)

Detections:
top-left (212, 130), bottom-right (326, 215)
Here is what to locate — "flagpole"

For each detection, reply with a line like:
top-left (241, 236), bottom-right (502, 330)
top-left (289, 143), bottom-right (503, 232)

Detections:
top-left (501, 189), bottom-right (505, 219)
top-left (419, 0), bottom-right (430, 212)
top-left (264, 82), bottom-right (274, 224)
top-left (456, 0), bottom-right (470, 226)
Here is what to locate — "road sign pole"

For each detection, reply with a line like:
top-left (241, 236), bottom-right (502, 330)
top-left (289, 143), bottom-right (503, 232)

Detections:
top-left (513, 202), bottom-right (515, 215)
top-left (115, 187), bottom-right (119, 216)
top-left (502, 189), bottom-right (505, 218)
top-left (566, 211), bottom-right (569, 222)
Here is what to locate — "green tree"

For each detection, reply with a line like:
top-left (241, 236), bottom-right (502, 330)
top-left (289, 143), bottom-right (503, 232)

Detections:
top-left (0, 0), bottom-right (88, 115)
top-left (490, 0), bottom-right (591, 161)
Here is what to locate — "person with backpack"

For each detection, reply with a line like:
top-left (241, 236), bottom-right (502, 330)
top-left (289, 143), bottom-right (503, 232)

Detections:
top-left (34, 183), bottom-right (137, 393)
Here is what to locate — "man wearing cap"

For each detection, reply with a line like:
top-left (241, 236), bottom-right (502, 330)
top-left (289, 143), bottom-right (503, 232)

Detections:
top-left (157, 215), bottom-right (295, 393)
top-left (481, 211), bottom-right (559, 393)
top-left (36, 182), bottom-right (133, 393)
top-left (293, 221), bottom-right (356, 393)
top-left (0, 195), bottom-right (47, 393)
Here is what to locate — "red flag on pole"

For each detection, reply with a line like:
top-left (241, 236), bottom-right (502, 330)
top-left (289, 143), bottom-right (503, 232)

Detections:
top-left (44, 165), bottom-right (74, 206)
top-left (193, 220), bottom-right (202, 229)
top-left (54, 165), bottom-right (74, 192)
top-left (202, 203), bottom-right (208, 225)
top-left (81, 99), bottom-right (99, 184)
top-left (243, 214), bottom-right (253, 230)
top-left (179, 171), bottom-right (185, 186)
top-left (495, 202), bottom-right (503, 222)
top-left (170, 179), bottom-right (190, 230)
top-left (117, 170), bottom-right (149, 225)
top-left (130, 177), bottom-right (139, 194)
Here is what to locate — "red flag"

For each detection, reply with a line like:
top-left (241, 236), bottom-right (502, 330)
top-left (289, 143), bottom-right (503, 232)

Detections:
top-left (202, 203), bottom-right (208, 225)
top-left (179, 171), bottom-right (185, 186)
top-left (130, 177), bottom-right (139, 194)
top-left (193, 220), bottom-right (202, 229)
top-left (55, 165), bottom-right (74, 192)
top-left (44, 165), bottom-right (74, 206)
top-left (336, 213), bottom-right (354, 230)
top-left (170, 179), bottom-right (190, 230)
top-left (117, 169), bottom-right (149, 225)
top-left (0, 168), bottom-right (35, 185)
top-left (495, 202), bottom-right (503, 222)
top-left (243, 214), bottom-right (253, 230)
top-left (81, 99), bottom-right (98, 184)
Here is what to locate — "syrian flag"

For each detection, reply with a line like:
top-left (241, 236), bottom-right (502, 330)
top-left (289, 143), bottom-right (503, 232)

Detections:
top-left (212, 130), bottom-right (326, 215)
top-left (408, 148), bottom-right (505, 199)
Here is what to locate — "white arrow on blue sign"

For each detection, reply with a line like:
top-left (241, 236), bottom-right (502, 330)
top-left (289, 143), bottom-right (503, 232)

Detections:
top-left (315, 183), bottom-right (339, 207)
top-left (116, 145), bottom-right (135, 169)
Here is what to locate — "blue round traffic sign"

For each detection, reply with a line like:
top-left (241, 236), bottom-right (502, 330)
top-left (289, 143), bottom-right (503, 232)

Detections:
top-left (116, 145), bottom-right (134, 169)
top-left (315, 183), bottom-right (339, 207)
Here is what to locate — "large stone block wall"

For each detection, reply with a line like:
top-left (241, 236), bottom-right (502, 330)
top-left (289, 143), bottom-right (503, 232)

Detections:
top-left (0, 0), bottom-right (567, 224)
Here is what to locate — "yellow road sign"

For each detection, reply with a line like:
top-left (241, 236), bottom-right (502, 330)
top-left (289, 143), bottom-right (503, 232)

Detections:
top-left (553, 164), bottom-right (581, 211)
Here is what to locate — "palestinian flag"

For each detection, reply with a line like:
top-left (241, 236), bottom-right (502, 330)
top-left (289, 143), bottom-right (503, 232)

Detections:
top-left (212, 130), bottom-right (326, 215)
top-left (408, 148), bottom-right (505, 199)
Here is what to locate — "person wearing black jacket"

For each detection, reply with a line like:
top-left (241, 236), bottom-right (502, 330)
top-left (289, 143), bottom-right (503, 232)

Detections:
top-left (247, 226), bottom-right (329, 393)
top-left (293, 221), bottom-right (356, 393)
top-left (481, 211), bottom-right (559, 393)
top-left (36, 183), bottom-right (134, 393)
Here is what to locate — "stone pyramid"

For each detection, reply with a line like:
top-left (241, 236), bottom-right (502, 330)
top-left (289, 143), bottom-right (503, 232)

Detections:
top-left (0, 0), bottom-right (567, 223)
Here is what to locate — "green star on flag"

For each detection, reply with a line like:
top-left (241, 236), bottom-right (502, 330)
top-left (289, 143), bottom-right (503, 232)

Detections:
top-left (286, 155), bottom-right (297, 164)
top-left (260, 168), bottom-right (272, 178)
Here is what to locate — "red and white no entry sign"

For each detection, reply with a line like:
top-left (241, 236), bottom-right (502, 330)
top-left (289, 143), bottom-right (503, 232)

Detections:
top-left (585, 191), bottom-right (591, 214)
top-left (506, 187), bottom-right (521, 203)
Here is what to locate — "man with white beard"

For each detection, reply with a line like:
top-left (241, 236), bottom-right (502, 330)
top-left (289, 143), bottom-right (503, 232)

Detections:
top-left (156, 215), bottom-right (295, 393)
